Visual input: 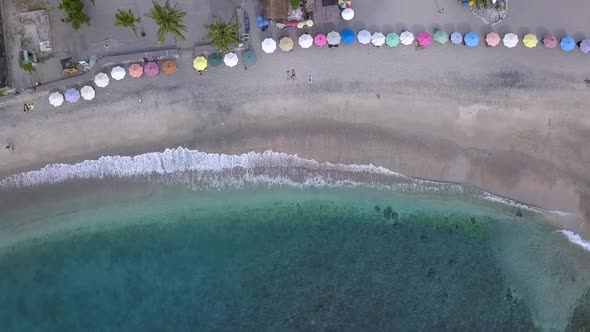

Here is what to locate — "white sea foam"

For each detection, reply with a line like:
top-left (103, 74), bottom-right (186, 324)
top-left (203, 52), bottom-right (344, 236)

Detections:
top-left (558, 230), bottom-right (590, 252)
top-left (0, 147), bottom-right (565, 216)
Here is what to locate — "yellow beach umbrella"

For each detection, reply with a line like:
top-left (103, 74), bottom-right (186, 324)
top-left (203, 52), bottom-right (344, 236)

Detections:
top-left (523, 34), bottom-right (538, 48)
top-left (193, 56), bottom-right (207, 71)
top-left (279, 37), bottom-right (294, 52)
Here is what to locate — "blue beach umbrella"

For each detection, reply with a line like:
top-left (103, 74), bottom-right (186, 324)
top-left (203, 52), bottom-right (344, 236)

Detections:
top-left (65, 88), bottom-right (80, 103)
top-left (341, 29), bottom-right (356, 45)
top-left (560, 36), bottom-right (575, 52)
top-left (464, 32), bottom-right (480, 47)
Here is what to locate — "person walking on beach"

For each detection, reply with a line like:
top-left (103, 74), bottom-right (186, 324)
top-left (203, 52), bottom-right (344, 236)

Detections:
top-left (291, 69), bottom-right (296, 79)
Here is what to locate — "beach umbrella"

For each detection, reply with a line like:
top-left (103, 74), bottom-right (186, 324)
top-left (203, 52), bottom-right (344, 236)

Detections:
top-left (262, 38), bottom-right (277, 53)
top-left (433, 30), bottom-right (449, 44)
top-left (94, 72), bottom-right (109, 87)
top-left (128, 64), bottom-right (143, 78)
top-left (523, 34), bottom-right (538, 48)
top-left (327, 31), bottom-right (341, 45)
top-left (400, 31), bottom-right (414, 45)
top-left (279, 37), bottom-right (294, 52)
top-left (224, 52), bottom-right (238, 67)
top-left (341, 8), bottom-right (354, 21)
top-left (464, 32), bottom-right (479, 47)
top-left (48, 92), bottom-right (64, 107)
top-left (341, 29), bottom-right (355, 45)
top-left (371, 32), bottom-right (385, 46)
top-left (162, 59), bottom-right (177, 76)
top-left (208, 53), bottom-right (223, 67)
top-left (503, 33), bottom-right (518, 48)
top-left (338, 0), bottom-right (351, 8)
top-left (580, 40), bottom-right (590, 54)
top-left (65, 88), bottom-right (80, 103)
top-left (386, 33), bottom-right (400, 47)
top-left (418, 32), bottom-right (431, 47)
top-left (543, 35), bottom-right (558, 48)
top-left (314, 33), bottom-right (327, 47)
top-left (80, 85), bottom-right (95, 101)
top-left (485, 32), bottom-right (500, 47)
top-left (298, 34), bottom-right (313, 48)
top-left (110, 66), bottom-right (126, 80)
top-left (357, 30), bottom-right (371, 44)
top-left (450, 32), bottom-right (463, 44)
top-left (193, 56), bottom-right (207, 71)
top-left (560, 36), bottom-right (575, 52)
top-left (144, 61), bottom-right (159, 77)
top-left (243, 49), bottom-right (257, 66)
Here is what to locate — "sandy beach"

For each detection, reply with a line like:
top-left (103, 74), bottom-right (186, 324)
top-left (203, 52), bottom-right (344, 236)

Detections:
top-left (1, 19), bottom-right (590, 237)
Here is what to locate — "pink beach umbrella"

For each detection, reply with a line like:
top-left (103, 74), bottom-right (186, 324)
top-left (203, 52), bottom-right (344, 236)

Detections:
top-left (543, 35), bottom-right (558, 48)
top-left (314, 33), bottom-right (327, 47)
top-left (418, 32), bottom-right (431, 47)
top-left (144, 61), bottom-right (159, 77)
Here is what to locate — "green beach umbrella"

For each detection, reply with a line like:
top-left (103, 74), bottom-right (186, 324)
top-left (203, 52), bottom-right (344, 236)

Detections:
top-left (434, 30), bottom-right (449, 44)
top-left (243, 49), bottom-right (256, 66)
top-left (208, 53), bottom-right (223, 67)
top-left (386, 32), bottom-right (400, 47)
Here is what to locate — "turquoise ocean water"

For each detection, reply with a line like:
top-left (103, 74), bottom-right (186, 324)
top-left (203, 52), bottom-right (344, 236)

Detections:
top-left (1, 149), bottom-right (590, 331)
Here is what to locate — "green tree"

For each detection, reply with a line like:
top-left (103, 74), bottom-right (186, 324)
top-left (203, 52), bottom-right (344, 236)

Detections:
top-left (114, 9), bottom-right (141, 37)
top-left (19, 62), bottom-right (36, 73)
top-left (146, 1), bottom-right (187, 44)
top-left (203, 18), bottom-right (239, 54)
top-left (58, 0), bottom-right (91, 30)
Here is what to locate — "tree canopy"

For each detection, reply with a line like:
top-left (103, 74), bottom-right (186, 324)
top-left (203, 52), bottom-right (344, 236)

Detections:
top-left (58, 0), bottom-right (91, 30)
top-left (114, 9), bottom-right (141, 38)
top-left (146, 1), bottom-right (187, 44)
top-left (203, 18), bottom-right (239, 54)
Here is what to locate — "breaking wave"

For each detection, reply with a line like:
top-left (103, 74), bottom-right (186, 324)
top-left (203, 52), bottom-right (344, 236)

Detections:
top-left (2, 147), bottom-right (589, 251)
top-left (559, 230), bottom-right (590, 252)
top-left (0, 147), bottom-right (565, 216)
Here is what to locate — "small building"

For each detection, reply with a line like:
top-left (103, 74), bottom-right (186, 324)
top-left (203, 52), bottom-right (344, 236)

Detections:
top-left (261, 0), bottom-right (289, 20)
top-left (18, 10), bottom-right (53, 60)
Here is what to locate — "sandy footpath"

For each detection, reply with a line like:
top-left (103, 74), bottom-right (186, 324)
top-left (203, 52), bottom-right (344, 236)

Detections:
top-left (0, 40), bottom-right (589, 234)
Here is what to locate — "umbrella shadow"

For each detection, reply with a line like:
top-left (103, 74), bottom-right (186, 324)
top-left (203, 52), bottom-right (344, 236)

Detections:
top-left (554, 28), bottom-right (567, 39)
top-left (350, 21), bottom-right (365, 31)
top-left (395, 23), bottom-right (409, 33)
top-left (443, 23), bottom-right (456, 33)
top-left (573, 32), bottom-right (586, 42)
top-left (412, 24), bottom-right (427, 33)
top-left (381, 24), bottom-right (394, 33)
top-left (517, 27), bottom-right (530, 37)
top-left (479, 26), bottom-right (492, 37)
top-left (456, 23), bottom-right (471, 34)
top-left (535, 27), bottom-right (550, 38)
top-left (493, 24), bottom-right (512, 36)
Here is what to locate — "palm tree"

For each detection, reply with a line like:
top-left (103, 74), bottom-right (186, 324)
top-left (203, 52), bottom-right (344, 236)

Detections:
top-left (146, 0), bottom-right (187, 44)
top-left (203, 18), bottom-right (239, 54)
top-left (114, 9), bottom-right (141, 38)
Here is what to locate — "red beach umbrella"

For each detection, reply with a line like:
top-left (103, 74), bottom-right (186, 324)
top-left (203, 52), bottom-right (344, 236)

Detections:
top-left (128, 64), bottom-right (143, 78)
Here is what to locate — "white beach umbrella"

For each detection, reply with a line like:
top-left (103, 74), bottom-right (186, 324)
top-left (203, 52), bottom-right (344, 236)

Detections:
top-left (262, 38), bottom-right (277, 53)
top-left (298, 34), bottom-right (313, 48)
top-left (48, 92), bottom-right (64, 107)
top-left (224, 52), bottom-right (239, 67)
top-left (94, 72), bottom-right (109, 88)
top-left (327, 31), bottom-right (341, 45)
top-left (357, 30), bottom-right (372, 44)
top-left (80, 85), bottom-right (95, 101)
top-left (110, 66), bottom-right (126, 80)
top-left (400, 31), bottom-right (415, 45)
top-left (341, 8), bottom-right (354, 21)
top-left (371, 32), bottom-right (386, 46)
top-left (503, 33), bottom-right (519, 48)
